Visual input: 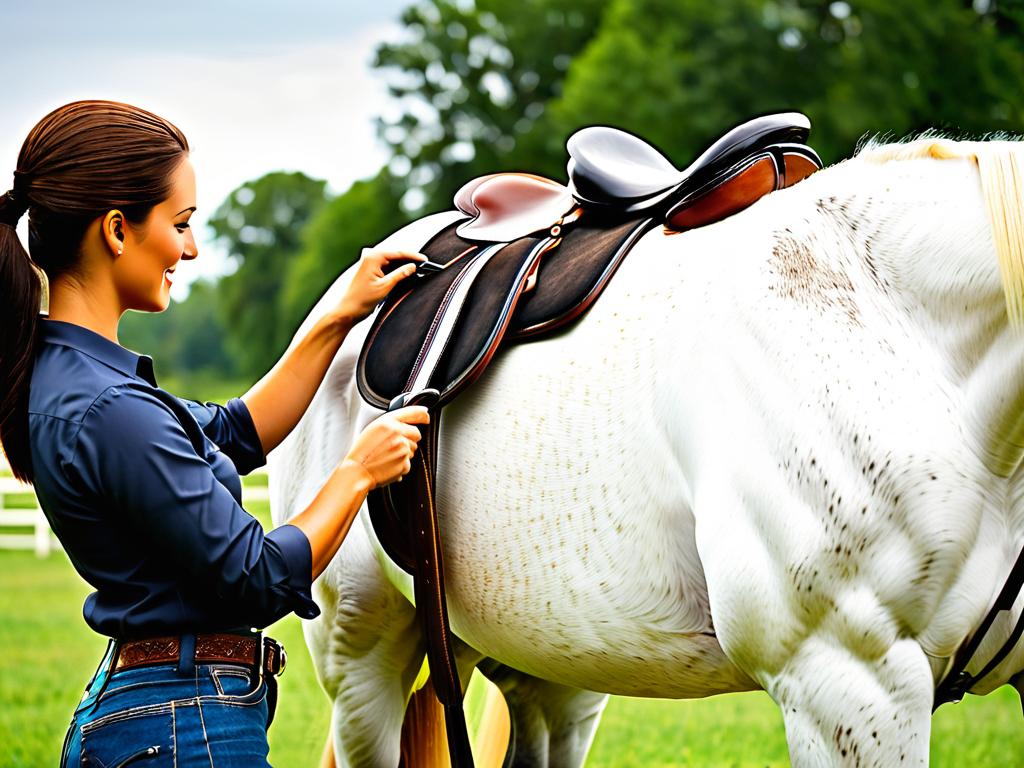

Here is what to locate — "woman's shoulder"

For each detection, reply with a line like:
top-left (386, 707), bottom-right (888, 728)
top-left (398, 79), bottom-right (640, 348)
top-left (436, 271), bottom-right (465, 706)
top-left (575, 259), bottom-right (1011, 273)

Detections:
top-left (32, 354), bottom-right (165, 423)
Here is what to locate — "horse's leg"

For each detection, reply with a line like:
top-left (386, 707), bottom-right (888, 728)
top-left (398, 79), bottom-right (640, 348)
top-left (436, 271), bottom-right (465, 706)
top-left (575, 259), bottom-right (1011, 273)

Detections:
top-left (478, 661), bottom-right (609, 768)
top-left (695, 489), bottom-right (935, 767)
top-left (767, 637), bottom-right (934, 767)
top-left (309, 526), bottom-right (425, 768)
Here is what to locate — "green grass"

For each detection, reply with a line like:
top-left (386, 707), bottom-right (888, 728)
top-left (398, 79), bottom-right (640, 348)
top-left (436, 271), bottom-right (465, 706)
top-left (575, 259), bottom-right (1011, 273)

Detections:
top-left (1, 491), bottom-right (1022, 766)
top-left (2, 492), bottom-right (38, 508)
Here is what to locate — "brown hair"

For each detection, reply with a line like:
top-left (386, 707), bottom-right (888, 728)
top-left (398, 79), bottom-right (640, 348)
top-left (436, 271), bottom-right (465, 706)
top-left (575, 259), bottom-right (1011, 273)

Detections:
top-left (0, 100), bottom-right (189, 482)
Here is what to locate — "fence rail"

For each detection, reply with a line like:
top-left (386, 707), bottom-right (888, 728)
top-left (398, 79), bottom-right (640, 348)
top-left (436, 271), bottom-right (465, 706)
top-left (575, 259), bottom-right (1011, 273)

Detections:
top-left (0, 477), bottom-right (55, 557)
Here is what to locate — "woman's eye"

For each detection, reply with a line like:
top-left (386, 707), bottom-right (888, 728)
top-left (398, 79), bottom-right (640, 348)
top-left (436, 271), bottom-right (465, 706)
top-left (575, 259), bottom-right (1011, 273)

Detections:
top-left (176, 223), bottom-right (191, 232)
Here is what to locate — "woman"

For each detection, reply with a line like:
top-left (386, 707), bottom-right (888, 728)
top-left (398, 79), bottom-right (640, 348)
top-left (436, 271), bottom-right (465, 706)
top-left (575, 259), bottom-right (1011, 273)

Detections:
top-left (0, 100), bottom-right (428, 766)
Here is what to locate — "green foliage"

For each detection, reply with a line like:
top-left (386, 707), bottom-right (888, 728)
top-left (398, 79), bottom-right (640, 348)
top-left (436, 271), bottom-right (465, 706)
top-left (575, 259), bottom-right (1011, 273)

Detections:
top-left (544, 0), bottom-right (1024, 167)
top-left (208, 172), bottom-right (330, 379)
top-left (374, 0), bottom-right (607, 214)
top-left (278, 170), bottom-right (409, 337)
top-left (119, 278), bottom-right (237, 386)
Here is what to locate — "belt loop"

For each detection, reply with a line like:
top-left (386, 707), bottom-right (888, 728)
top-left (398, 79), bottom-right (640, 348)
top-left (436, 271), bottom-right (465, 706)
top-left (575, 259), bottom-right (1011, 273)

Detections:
top-left (178, 633), bottom-right (196, 675)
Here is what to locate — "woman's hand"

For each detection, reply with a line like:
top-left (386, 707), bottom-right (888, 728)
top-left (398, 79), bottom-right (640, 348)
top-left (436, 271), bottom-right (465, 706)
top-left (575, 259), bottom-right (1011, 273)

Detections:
top-left (335, 247), bottom-right (427, 324)
top-left (342, 406), bottom-right (431, 488)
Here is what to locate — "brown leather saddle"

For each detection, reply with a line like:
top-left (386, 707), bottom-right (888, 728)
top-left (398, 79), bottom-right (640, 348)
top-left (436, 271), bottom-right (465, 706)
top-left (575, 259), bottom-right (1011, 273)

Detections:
top-left (357, 113), bottom-right (822, 765)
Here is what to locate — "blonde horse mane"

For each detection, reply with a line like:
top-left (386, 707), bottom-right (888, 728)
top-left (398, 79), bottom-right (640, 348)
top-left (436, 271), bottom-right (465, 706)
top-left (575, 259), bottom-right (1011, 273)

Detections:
top-left (858, 136), bottom-right (1024, 326)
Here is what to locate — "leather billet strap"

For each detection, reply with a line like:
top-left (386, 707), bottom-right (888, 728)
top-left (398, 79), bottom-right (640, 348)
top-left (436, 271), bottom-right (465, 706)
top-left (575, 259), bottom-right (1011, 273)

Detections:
top-left (934, 543), bottom-right (1024, 709)
top-left (368, 389), bottom-right (475, 766)
top-left (411, 404), bottom-right (474, 765)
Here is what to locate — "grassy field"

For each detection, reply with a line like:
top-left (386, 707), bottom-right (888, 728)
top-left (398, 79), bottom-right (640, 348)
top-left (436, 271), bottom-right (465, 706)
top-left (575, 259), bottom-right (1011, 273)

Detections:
top-left (2, 495), bottom-right (1023, 766)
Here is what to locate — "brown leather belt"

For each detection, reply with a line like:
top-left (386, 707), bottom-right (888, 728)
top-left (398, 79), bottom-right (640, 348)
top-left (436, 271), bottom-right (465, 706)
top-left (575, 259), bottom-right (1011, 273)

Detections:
top-left (113, 633), bottom-right (286, 677)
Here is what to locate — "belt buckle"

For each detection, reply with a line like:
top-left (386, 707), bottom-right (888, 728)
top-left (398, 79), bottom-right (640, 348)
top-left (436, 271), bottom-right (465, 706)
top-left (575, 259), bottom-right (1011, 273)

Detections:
top-left (262, 637), bottom-right (287, 677)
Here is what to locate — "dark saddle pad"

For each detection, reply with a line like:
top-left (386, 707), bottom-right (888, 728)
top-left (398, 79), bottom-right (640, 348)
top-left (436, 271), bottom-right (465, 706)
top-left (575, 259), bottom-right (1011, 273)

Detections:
top-left (357, 214), bottom-right (648, 410)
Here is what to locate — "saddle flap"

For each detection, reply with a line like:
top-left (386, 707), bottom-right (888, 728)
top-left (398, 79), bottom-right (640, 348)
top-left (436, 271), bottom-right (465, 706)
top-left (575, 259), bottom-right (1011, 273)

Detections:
top-left (454, 172), bottom-right (575, 243)
top-left (357, 222), bottom-right (549, 409)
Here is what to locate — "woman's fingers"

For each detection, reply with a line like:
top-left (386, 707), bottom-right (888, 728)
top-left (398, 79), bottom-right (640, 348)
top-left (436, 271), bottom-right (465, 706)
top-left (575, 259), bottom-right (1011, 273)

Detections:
top-left (390, 405), bottom-right (431, 426)
top-left (387, 263), bottom-right (419, 285)
top-left (360, 247), bottom-right (428, 267)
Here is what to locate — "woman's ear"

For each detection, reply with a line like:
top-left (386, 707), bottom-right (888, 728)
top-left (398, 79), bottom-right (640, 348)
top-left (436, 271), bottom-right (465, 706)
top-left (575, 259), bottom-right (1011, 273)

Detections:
top-left (101, 210), bottom-right (125, 257)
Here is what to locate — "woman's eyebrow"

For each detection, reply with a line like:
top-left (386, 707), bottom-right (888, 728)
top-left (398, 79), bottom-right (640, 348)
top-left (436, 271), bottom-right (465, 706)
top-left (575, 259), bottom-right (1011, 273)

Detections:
top-left (176, 206), bottom-right (197, 216)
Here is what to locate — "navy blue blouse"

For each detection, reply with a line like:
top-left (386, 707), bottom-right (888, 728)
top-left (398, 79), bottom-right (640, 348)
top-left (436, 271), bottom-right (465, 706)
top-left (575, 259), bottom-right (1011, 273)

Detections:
top-left (28, 319), bottom-right (320, 638)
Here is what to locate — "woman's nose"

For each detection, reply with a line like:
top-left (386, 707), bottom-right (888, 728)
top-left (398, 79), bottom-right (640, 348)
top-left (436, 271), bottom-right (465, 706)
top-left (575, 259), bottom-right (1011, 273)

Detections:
top-left (182, 230), bottom-right (199, 260)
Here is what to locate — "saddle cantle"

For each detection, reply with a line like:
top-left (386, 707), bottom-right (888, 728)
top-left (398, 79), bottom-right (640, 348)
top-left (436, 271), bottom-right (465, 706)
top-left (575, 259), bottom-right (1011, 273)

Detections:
top-left (357, 113), bottom-right (823, 767)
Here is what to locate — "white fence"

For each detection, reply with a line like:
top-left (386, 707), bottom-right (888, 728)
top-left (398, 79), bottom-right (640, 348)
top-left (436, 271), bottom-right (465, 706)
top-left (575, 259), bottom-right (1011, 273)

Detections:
top-left (0, 476), bottom-right (56, 557)
top-left (0, 466), bottom-right (270, 557)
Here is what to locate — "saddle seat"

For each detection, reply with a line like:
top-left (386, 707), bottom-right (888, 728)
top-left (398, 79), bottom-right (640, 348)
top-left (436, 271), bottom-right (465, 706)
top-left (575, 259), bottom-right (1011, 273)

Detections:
top-left (568, 112), bottom-right (819, 212)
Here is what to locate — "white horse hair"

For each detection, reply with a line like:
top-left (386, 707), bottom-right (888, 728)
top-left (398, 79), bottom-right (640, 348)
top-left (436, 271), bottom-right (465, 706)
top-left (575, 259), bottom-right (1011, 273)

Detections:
top-left (269, 137), bottom-right (1024, 766)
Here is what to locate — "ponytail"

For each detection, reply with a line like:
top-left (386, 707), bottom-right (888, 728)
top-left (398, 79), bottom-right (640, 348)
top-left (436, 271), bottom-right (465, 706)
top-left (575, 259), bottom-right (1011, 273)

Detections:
top-left (0, 100), bottom-right (189, 483)
top-left (0, 191), bottom-right (41, 482)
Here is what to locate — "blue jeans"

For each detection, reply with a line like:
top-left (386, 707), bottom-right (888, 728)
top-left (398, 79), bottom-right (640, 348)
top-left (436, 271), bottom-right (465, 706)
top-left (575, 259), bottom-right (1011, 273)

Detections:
top-left (61, 639), bottom-right (272, 767)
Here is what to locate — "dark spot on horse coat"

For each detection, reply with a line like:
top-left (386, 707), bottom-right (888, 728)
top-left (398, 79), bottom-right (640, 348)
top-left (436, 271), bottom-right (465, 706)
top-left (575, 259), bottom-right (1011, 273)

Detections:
top-left (770, 234), bottom-right (860, 325)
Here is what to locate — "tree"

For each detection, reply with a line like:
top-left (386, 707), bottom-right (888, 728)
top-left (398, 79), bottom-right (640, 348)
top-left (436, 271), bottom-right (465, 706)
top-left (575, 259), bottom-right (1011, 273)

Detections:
top-left (278, 170), bottom-right (409, 336)
top-left (374, 0), bottom-right (607, 214)
top-left (119, 278), bottom-right (236, 391)
top-left (542, 0), bottom-right (1023, 167)
top-left (208, 171), bottom-right (330, 379)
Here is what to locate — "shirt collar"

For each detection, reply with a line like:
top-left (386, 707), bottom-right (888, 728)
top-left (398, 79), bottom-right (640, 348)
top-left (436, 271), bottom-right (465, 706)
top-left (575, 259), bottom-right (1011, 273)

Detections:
top-left (39, 319), bottom-right (158, 386)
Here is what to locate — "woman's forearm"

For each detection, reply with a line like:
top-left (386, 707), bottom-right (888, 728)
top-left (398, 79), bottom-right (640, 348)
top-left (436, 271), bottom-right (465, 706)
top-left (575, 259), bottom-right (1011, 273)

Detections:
top-left (242, 311), bottom-right (354, 455)
top-left (288, 459), bottom-right (373, 578)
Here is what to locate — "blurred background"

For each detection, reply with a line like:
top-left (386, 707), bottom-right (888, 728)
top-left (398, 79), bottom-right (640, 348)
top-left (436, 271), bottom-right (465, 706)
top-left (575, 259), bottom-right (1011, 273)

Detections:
top-left (5, 0), bottom-right (1022, 399)
top-left (3, 1), bottom-right (1024, 765)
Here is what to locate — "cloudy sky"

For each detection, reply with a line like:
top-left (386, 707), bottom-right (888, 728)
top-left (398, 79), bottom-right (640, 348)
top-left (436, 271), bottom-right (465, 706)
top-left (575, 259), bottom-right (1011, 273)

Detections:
top-left (2, 0), bottom-right (413, 297)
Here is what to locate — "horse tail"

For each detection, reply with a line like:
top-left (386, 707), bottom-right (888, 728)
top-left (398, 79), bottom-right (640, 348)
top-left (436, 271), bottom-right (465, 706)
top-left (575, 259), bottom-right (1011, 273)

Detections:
top-left (399, 678), bottom-right (450, 766)
top-left (398, 675), bottom-right (511, 767)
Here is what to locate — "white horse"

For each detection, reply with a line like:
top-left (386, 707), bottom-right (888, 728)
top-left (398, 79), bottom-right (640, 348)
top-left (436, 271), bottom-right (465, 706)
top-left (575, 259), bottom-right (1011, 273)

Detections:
top-left (269, 137), bottom-right (1024, 767)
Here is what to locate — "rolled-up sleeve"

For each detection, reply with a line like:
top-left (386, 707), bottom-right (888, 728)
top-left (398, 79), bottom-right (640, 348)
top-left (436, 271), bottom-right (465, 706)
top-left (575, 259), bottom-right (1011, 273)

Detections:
top-left (74, 385), bottom-right (319, 626)
top-left (179, 397), bottom-right (266, 476)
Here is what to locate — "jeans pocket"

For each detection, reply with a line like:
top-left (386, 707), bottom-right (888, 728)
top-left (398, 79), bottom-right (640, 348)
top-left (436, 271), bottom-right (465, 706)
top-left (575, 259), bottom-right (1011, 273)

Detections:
top-left (80, 703), bottom-right (174, 768)
top-left (209, 665), bottom-right (254, 697)
top-left (207, 665), bottom-right (266, 707)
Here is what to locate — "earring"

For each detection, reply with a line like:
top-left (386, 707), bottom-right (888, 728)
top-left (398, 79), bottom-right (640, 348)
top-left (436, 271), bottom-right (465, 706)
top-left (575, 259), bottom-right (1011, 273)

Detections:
top-left (117, 245), bottom-right (123, 256)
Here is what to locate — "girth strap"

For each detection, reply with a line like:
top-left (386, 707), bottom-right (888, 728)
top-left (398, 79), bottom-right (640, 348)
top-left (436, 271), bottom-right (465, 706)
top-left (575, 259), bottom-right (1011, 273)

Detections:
top-left (934, 542), bottom-right (1024, 709)
top-left (367, 390), bottom-right (475, 766)
top-left (412, 400), bottom-right (474, 764)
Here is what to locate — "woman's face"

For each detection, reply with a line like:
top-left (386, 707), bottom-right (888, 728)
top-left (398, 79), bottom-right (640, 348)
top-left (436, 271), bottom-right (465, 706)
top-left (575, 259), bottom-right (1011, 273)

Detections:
top-left (116, 157), bottom-right (198, 313)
